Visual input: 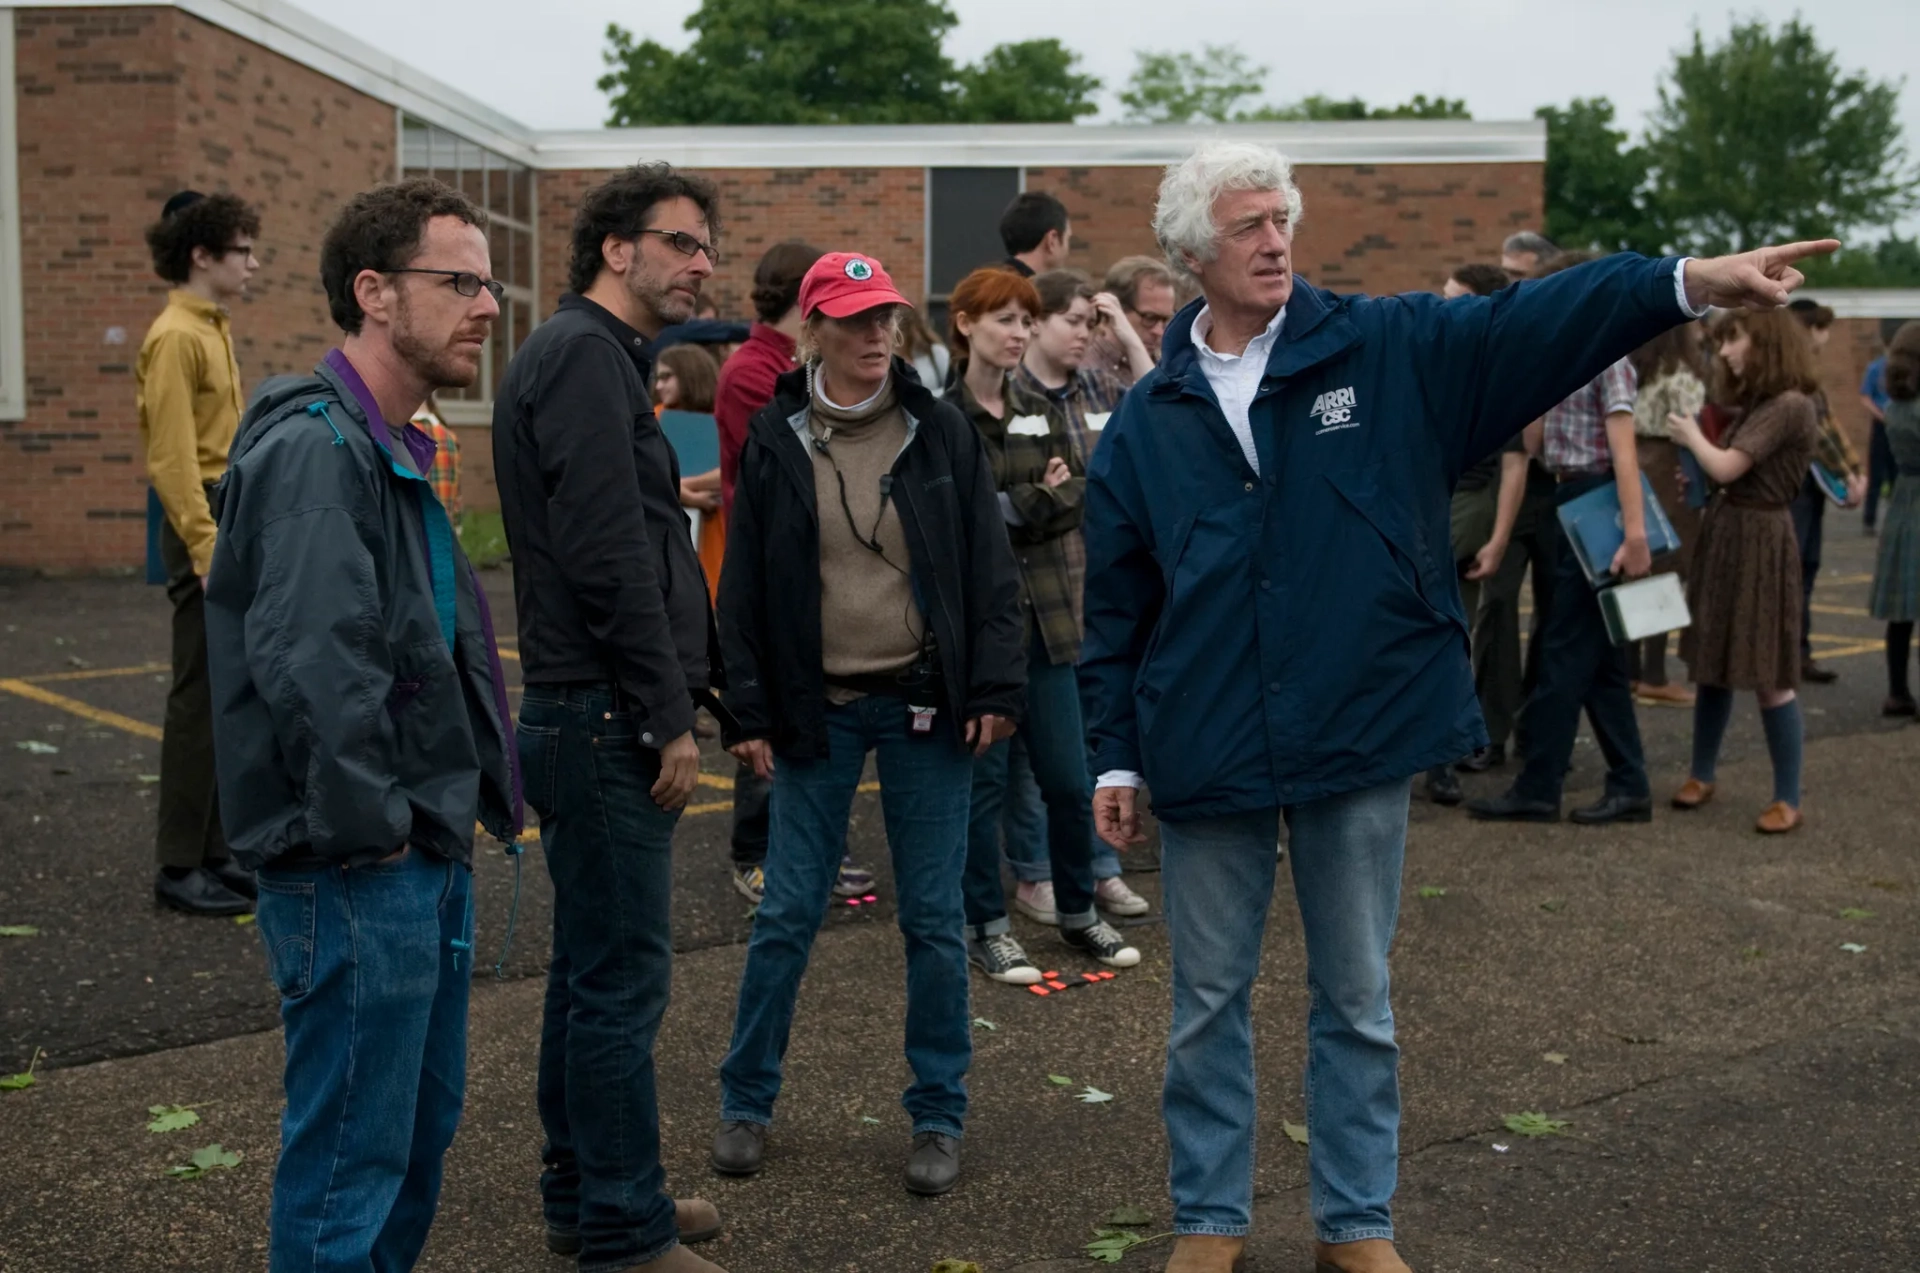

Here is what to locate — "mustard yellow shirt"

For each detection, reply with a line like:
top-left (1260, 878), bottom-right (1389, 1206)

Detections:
top-left (137, 290), bottom-right (243, 576)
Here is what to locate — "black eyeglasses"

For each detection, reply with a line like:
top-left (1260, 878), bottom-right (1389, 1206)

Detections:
top-left (637, 228), bottom-right (721, 267)
top-left (388, 268), bottom-right (506, 302)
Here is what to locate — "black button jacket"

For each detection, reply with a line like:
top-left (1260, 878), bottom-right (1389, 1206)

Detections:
top-left (493, 294), bottom-right (714, 746)
top-left (719, 359), bottom-right (1027, 759)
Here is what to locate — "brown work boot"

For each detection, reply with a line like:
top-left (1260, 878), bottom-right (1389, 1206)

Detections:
top-left (1164, 1234), bottom-right (1246, 1272)
top-left (1635, 681), bottom-right (1695, 707)
top-left (1755, 801), bottom-right (1802, 834)
top-left (676, 1197), bottom-right (722, 1244)
top-left (1314, 1237), bottom-right (1413, 1273)
top-left (1670, 777), bottom-right (1714, 809)
top-left (633, 1241), bottom-right (730, 1271)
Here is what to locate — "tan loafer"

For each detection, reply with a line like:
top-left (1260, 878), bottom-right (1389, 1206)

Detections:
top-left (1635, 681), bottom-right (1696, 707)
top-left (1671, 778), bottom-right (1714, 810)
top-left (1755, 801), bottom-right (1802, 834)
top-left (1165, 1233), bottom-right (1247, 1272)
top-left (1315, 1237), bottom-right (1414, 1273)
top-left (676, 1197), bottom-right (722, 1244)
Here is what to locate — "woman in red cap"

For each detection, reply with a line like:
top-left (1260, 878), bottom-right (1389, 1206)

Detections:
top-left (711, 251), bottom-right (1026, 1197)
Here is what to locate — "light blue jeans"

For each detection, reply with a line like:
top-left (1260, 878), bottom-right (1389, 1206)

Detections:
top-left (1158, 779), bottom-right (1409, 1244)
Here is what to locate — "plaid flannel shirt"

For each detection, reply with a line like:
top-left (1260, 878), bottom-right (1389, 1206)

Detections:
top-left (952, 373), bottom-right (1086, 665)
top-left (411, 408), bottom-right (461, 517)
top-left (1544, 357), bottom-right (1639, 477)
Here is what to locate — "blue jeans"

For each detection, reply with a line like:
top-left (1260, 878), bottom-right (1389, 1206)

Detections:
top-left (254, 848), bottom-right (473, 1273)
top-left (1511, 475), bottom-right (1650, 805)
top-left (519, 685), bottom-right (683, 1272)
top-left (720, 696), bottom-right (974, 1135)
top-left (961, 638), bottom-right (1099, 937)
top-left (1003, 729), bottom-right (1123, 883)
top-left (1159, 779), bottom-right (1410, 1244)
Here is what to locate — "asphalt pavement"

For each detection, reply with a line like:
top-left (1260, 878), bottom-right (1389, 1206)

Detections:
top-left (0, 529), bottom-right (1914, 1271)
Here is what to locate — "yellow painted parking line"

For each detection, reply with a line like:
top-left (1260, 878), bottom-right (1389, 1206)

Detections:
top-left (1809, 640), bottom-right (1885, 660)
top-left (1810, 603), bottom-right (1870, 617)
top-left (498, 647), bottom-right (519, 661)
top-left (699, 772), bottom-right (732, 790)
top-left (1824, 573), bottom-right (1872, 586)
top-left (23, 662), bottom-right (171, 684)
top-left (0, 678), bottom-right (163, 741)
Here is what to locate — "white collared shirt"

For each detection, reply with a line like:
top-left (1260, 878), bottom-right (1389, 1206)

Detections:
top-left (1189, 303), bottom-right (1287, 476)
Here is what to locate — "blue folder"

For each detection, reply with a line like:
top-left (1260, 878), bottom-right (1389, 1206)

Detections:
top-left (658, 410), bottom-right (720, 477)
top-left (1555, 472), bottom-right (1682, 588)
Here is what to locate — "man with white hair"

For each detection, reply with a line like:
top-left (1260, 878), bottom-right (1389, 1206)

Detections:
top-left (1079, 141), bottom-right (1834, 1273)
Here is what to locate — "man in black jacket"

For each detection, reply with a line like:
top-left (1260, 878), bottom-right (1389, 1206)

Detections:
top-left (493, 164), bottom-right (728, 1273)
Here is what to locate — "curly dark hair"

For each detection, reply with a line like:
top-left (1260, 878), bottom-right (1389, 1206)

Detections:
top-left (749, 241), bottom-right (824, 323)
top-left (568, 164), bottom-right (722, 295)
top-left (1447, 262), bottom-right (1510, 297)
top-left (320, 179), bottom-right (486, 336)
top-left (144, 193), bottom-right (261, 285)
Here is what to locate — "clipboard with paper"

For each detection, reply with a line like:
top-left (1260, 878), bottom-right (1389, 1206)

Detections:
top-left (1554, 472), bottom-right (1692, 645)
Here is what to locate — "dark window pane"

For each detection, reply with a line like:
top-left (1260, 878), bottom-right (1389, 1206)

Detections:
top-left (928, 167), bottom-right (1021, 303)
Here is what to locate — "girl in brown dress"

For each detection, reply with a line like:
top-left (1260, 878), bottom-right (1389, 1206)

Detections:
top-left (1667, 309), bottom-right (1821, 833)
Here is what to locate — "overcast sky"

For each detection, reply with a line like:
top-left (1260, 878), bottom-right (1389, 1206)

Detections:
top-left (323, 0), bottom-right (1917, 225)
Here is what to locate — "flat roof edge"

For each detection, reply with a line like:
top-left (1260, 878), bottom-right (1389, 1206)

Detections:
top-left (1796, 289), bottom-right (1920, 320)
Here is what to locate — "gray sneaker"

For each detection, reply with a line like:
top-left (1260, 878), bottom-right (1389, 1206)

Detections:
top-left (1061, 919), bottom-right (1142, 968)
top-left (903, 1131), bottom-right (961, 1195)
top-left (967, 933), bottom-right (1042, 985)
top-left (710, 1120), bottom-right (766, 1176)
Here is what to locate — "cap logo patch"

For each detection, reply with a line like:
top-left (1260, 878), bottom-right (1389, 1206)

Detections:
top-left (844, 258), bottom-right (874, 281)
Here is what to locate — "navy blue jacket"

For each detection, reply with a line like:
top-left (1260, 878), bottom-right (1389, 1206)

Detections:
top-left (1079, 253), bottom-right (1690, 821)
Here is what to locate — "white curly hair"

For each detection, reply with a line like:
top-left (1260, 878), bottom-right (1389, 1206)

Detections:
top-left (1152, 142), bottom-right (1304, 284)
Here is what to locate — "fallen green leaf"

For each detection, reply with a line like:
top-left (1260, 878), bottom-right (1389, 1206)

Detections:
top-left (0, 926), bottom-right (39, 938)
top-left (860, 1116), bottom-right (881, 1125)
top-left (1539, 898), bottom-right (1566, 913)
top-left (1, 1048), bottom-right (43, 1092)
top-left (1839, 907), bottom-right (1873, 921)
top-left (1047, 1073), bottom-right (1073, 1086)
top-left (232, 914), bottom-right (255, 926)
top-left (1502, 1111), bottom-right (1570, 1138)
top-left (15, 740), bottom-right (59, 755)
top-left (1105, 1204), bottom-right (1153, 1226)
top-left (1542, 1052), bottom-right (1569, 1066)
top-left (1741, 945), bottom-right (1766, 960)
top-left (972, 1018), bottom-right (997, 1032)
top-left (136, 774), bottom-right (161, 784)
top-left (147, 1104), bottom-right (201, 1133)
top-left (167, 1142), bottom-right (241, 1180)
top-left (930, 1262), bottom-right (982, 1273)
top-left (1416, 886), bottom-right (1447, 899)
top-left (1077, 1085), bottom-right (1113, 1104)
top-left (1282, 1120), bottom-right (1309, 1145)
top-left (1082, 1228), bottom-right (1174, 1263)
top-left (1840, 942), bottom-right (1868, 954)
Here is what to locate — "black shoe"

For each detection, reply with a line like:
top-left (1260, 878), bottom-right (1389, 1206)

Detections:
top-left (546, 1226), bottom-right (581, 1257)
top-left (1466, 791), bottom-right (1560, 823)
top-left (154, 867), bottom-right (252, 917)
top-left (1569, 793), bottom-right (1654, 825)
top-left (903, 1131), bottom-right (961, 1196)
top-left (1060, 920), bottom-right (1141, 968)
top-left (1456, 743), bottom-right (1506, 773)
top-left (710, 1120), bottom-right (766, 1176)
top-left (1425, 765), bottom-right (1463, 806)
top-left (1800, 660), bottom-right (1839, 684)
top-left (207, 858), bottom-right (257, 900)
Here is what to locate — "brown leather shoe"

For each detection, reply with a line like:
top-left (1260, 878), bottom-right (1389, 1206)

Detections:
top-left (1165, 1233), bottom-right (1247, 1272)
top-left (1671, 778), bottom-right (1715, 809)
top-left (676, 1197), bottom-right (722, 1244)
top-left (1755, 801), bottom-right (1802, 834)
top-left (633, 1240), bottom-right (730, 1271)
top-left (1314, 1237), bottom-right (1414, 1273)
top-left (1635, 681), bottom-right (1696, 707)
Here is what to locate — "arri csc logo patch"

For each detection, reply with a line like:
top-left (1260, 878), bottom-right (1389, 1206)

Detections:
top-left (1310, 385), bottom-right (1360, 435)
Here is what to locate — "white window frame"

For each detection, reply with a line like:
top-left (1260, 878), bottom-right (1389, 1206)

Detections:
top-left (0, 12), bottom-right (28, 422)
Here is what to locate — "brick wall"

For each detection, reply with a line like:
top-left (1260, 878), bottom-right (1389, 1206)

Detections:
top-left (537, 166), bottom-right (928, 322)
top-left (3, 7), bottom-right (392, 572)
top-left (1028, 161), bottom-right (1545, 297)
top-left (1824, 317), bottom-right (1916, 458)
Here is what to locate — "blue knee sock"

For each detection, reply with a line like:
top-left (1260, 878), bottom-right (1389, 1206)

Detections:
top-left (1689, 685), bottom-right (1734, 783)
top-left (1759, 698), bottom-right (1803, 808)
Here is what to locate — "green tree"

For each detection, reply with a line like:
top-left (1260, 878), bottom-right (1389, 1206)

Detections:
top-left (1246, 93), bottom-right (1471, 122)
top-left (1802, 236), bottom-right (1920, 287)
top-left (1119, 45), bottom-right (1266, 123)
top-left (1643, 17), bottom-right (1916, 254)
top-left (954, 39), bottom-right (1101, 123)
top-left (1535, 98), bottom-right (1662, 255)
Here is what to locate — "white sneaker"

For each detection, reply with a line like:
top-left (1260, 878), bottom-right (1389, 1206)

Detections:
top-left (1013, 879), bottom-right (1057, 925)
top-left (1093, 876), bottom-right (1150, 917)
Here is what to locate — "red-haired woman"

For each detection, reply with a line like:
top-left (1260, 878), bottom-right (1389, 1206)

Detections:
top-left (944, 266), bottom-right (1143, 987)
top-left (1668, 309), bottom-right (1822, 832)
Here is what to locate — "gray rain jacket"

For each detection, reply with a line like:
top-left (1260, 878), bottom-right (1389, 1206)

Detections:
top-left (205, 351), bottom-right (522, 872)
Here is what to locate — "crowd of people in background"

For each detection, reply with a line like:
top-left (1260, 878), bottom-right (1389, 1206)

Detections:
top-left (131, 146), bottom-right (1875, 1273)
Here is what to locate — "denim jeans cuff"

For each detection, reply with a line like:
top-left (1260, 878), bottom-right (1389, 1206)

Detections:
top-left (1057, 907), bottom-right (1098, 931)
top-left (580, 1235), bottom-right (676, 1273)
top-left (1317, 1225), bottom-right (1395, 1244)
top-left (717, 1109), bottom-right (773, 1129)
top-left (1173, 1223), bottom-right (1251, 1237)
top-left (1091, 862), bottom-right (1122, 881)
top-left (967, 915), bottom-right (1012, 941)
top-left (910, 1118), bottom-right (964, 1139)
top-left (1008, 864), bottom-right (1051, 884)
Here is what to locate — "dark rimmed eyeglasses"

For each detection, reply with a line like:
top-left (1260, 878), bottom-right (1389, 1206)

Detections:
top-left (637, 228), bottom-right (721, 267)
top-left (388, 268), bottom-right (507, 302)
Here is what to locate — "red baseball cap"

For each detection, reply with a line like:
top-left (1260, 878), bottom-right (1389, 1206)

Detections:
top-left (799, 252), bottom-right (913, 319)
